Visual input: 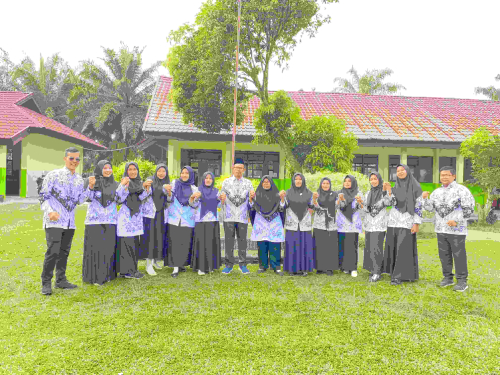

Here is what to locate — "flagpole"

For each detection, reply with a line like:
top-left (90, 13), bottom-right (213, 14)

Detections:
top-left (232, 0), bottom-right (242, 168)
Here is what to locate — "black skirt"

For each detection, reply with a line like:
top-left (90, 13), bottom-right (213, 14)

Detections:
top-left (363, 231), bottom-right (386, 274)
top-left (167, 224), bottom-right (194, 267)
top-left (313, 229), bottom-right (339, 271)
top-left (339, 233), bottom-right (359, 272)
top-left (117, 236), bottom-right (140, 274)
top-left (191, 221), bottom-right (222, 273)
top-left (382, 227), bottom-right (419, 281)
top-left (82, 224), bottom-right (117, 284)
top-left (139, 211), bottom-right (166, 260)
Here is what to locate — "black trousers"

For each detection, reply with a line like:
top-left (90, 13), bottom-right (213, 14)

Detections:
top-left (224, 222), bottom-right (248, 267)
top-left (41, 228), bottom-right (76, 284)
top-left (437, 233), bottom-right (468, 281)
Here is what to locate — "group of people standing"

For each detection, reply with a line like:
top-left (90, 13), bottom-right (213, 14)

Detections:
top-left (38, 148), bottom-right (476, 295)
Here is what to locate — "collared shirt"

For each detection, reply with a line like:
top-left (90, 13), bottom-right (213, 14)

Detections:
top-left (116, 189), bottom-right (151, 237)
top-left (423, 181), bottom-right (475, 235)
top-left (336, 198), bottom-right (364, 233)
top-left (361, 191), bottom-right (390, 233)
top-left (39, 166), bottom-right (91, 230)
top-left (250, 201), bottom-right (286, 242)
top-left (312, 201), bottom-right (340, 232)
top-left (165, 180), bottom-right (199, 228)
top-left (220, 175), bottom-right (254, 224)
top-left (387, 194), bottom-right (424, 229)
top-left (284, 197), bottom-right (314, 232)
top-left (84, 184), bottom-right (128, 225)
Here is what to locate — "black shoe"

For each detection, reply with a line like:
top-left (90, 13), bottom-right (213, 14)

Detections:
top-left (274, 270), bottom-right (284, 276)
top-left (41, 284), bottom-right (52, 295)
top-left (179, 268), bottom-right (186, 273)
top-left (439, 278), bottom-right (454, 287)
top-left (391, 279), bottom-right (402, 286)
top-left (132, 272), bottom-right (144, 279)
top-left (326, 271), bottom-right (333, 276)
top-left (171, 272), bottom-right (179, 278)
top-left (257, 269), bottom-right (267, 274)
top-left (55, 280), bottom-right (77, 289)
top-left (316, 270), bottom-right (324, 275)
top-left (453, 280), bottom-right (468, 292)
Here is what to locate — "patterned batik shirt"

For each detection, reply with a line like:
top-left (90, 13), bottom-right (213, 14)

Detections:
top-left (284, 197), bottom-right (314, 232)
top-left (361, 191), bottom-right (390, 233)
top-left (141, 187), bottom-right (158, 219)
top-left (116, 189), bottom-right (151, 237)
top-left (39, 166), bottom-right (91, 230)
top-left (250, 201), bottom-right (286, 242)
top-left (336, 197), bottom-right (363, 234)
top-left (165, 181), bottom-right (199, 228)
top-left (84, 184), bottom-right (128, 225)
top-left (312, 201), bottom-right (340, 232)
top-left (193, 191), bottom-right (221, 223)
top-left (220, 176), bottom-right (254, 224)
top-left (387, 194), bottom-right (424, 230)
top-left (423, 181), bottom-right (475, 235)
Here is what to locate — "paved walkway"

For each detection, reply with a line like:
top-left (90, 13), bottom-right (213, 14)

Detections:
top-left (0, 197), bottom-right (40, 205)
top-left (465, 230), bottom-right (500, 242)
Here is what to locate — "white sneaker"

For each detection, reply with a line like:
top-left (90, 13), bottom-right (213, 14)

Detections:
top-left (351, 271), bottom-right (358, 277)
top-left (146, 260), bottom-right (157, 276)
top-left (198, 270), bottom-right (206, 276)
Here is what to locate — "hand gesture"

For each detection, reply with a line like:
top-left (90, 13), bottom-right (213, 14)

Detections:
top-left (411, 224), bottom-right (419, 234)
top-left (383, 182), bottom-right (392, 194)
top-left (193, 191), bottom-right (202, 200)
top-left (220, 192), bottom-right (227, 204)
top-left (422, 191), bottom-right (430, 199)
top-left (249, 191), bottom-right (256, 201)
top-left (143, 180), bottom-right (152, 190)
top-left (279, 190), bottom-right (286, 202)
top-left (48, 212), bottom-right (60, 221)
top-left (308, 208), bottom-right (314, 215)
top-left (447, 220), bottom-right (457, 227)
top-left (338, 193), bottom-right (345, 201)
top-left (163, 184), bottom-right (172, 195)
top-left (355, 195), bottom-right (363, 204)
top-left (121, 177), bottom-right (130, 187)
top-left (88, 176), bottom-right (96, 189)
top-left (312, 192), bottom-right (319, 201)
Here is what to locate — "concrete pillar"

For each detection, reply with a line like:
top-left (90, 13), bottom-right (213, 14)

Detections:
top-left (224, 141), bottom-right (232, 176)
top-left (379, 148), bottom-right (389, 182)
top-left (400, 148), bottom-right (407, 166)
top-left (167, 139), bottom-right (179, 177)
top-left (432, 148), bottom-right (440, 184)
top-left (456, 150), bottom-right (464, 183)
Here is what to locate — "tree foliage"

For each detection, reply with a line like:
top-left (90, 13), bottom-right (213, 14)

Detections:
top-left (474, 74), bottom-right (500, 101)
top-left (0, 48), bottom-right (16, 91)
top-left (66, 42), bottom-right (161, 147)
top-left (333, 66), bottom-right (406, 95)
top-left (460, 128), bottom-right (500, 207)
top-left (254, 90), bottom-right (358, 173)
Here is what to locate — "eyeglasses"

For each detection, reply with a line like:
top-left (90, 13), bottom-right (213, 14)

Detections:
top-left (69, 157), bottom-right (81, 162)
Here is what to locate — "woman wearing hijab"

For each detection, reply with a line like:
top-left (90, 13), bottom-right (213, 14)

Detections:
top-left (250, 175), bottom-right (286, 276)
top-left (82, 160), bottom-right (129, 286)
top-left (282, 173), bottom-right (314, 276)
top-left (164, 166), bottom-right (199, 278)
top-left (312, 177), bottom-right (340, 276)
top-left (382, 164), bottom-right (424, 286)
top-left (362, 172), bottom-right (391, 283)
top-left (191, 171), bottom-right (222, 275)
top-left (116, 162), bottom-right (152, 279)
top-left (139, 164), bottom-right (170, 276)
top-left (336, 175), bottom-right (364, 277)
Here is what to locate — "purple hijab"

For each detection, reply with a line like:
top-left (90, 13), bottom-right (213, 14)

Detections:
top-left (198, 171), bottom-right (219, 219)
top-left (174, 166), bottom-right (195, 206)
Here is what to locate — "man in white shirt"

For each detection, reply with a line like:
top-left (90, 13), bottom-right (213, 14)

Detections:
top-left (220, 158), bottom-right (255, 274)
top-left (422, 166), bottom-right (475, 292)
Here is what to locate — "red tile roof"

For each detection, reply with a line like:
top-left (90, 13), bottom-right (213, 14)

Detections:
top-left (0, 92), bottom-right (106, 148)
top-left (143, 76), bottom-right (500, 142)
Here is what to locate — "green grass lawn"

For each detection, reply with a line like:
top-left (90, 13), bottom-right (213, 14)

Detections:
top-left (1, 203), bottom-right (499, 374)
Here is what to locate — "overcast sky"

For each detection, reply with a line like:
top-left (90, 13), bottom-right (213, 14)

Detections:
top-left (1, 0), bottom-right (498, 99)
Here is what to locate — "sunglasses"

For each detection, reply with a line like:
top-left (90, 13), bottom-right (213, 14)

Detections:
top-left (68, 157), bottom-right (81, 162)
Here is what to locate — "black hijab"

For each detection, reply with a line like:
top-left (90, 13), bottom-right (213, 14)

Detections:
top-left (147, 164), bottom-right (169, 212)
top-left (123, 161), bottom-right (143, 217)
top-left (174, 166), bottom-right (195, 206)
top-left (286, 173), bottom-right (313, 222)
top-left (340, 174), bottom-right (359, 222)
top-left (393, 164), bottom-right (423, 215)
top-left (317, 177), bottom-right (338, 226)
top-left (367, 172), bottom-right (385, 208)
top-left (84, 160), bottom-right (119, 208)
top-left (198, 171), bottom-right (219, 219)
top-left (254, 175), bottom-right (281, 221)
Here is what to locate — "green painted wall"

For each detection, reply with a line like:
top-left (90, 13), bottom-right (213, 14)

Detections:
top-left (0, 145), bottom-right (5, 196)
top-left (20, 169), bottom-right (27, 198)
top-left (21, 133), bottom-right (84, 197)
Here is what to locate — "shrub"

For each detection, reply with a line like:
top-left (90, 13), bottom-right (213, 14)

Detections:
top-left (113, 158), bottom-right (157, 182)
top-left (303, 171), bottom-right (371, 195)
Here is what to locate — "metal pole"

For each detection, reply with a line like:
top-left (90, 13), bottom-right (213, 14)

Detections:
top-left (231, 0), bottom-right (242, 168)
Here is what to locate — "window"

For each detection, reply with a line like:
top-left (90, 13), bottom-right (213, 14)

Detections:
top-left (389, 155), bottom-right (401, 182)
top-left (408, 156), bottom-right (433, 182)
top-left (181, 149), bottom-right (223, 181)
top-left (464, 158), bottom-right (473, 182)
top-left (235, 151), bottom-right (280, 179)
top-left (352, 154), bottom-right (378, 177)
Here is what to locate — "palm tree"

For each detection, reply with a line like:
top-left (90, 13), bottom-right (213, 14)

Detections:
top-left (8, 53), bottom-right (74, 122)
top-left (333, 66), bottom-right (406, 95)
top-left (474, 74), bottom-right (500, 101)
top-left (67, 42), bottom-right (162, 147)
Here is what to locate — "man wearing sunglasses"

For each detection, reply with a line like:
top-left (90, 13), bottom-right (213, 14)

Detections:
top-left (38, 147), bottom-right (93, 295)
